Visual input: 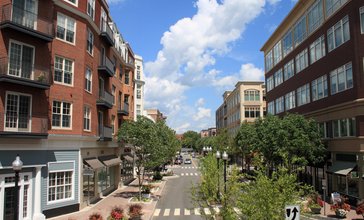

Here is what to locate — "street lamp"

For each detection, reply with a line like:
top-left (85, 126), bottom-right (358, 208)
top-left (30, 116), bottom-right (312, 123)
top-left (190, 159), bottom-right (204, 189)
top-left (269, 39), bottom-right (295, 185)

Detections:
top-left (12, 154), bottom-right (23, 220)
top-left (202, 146), bottom-right (206, 156)
top-left (222, 151), bottom-right (228, 194)
top-left (208, 146), bottom-right (212, 152)
top-left (216, 151), bottom-right (221, 202)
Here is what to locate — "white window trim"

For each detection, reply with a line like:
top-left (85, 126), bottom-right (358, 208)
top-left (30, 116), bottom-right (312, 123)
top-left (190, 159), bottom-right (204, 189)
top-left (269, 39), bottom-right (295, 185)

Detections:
top-left (327, 15), bottom-right (349, 52)
top-left (54, 56), bottom-right (75, 87)
top-left (56, 13), bottom-right (77, 46)
top-left (8, 39), bottom-right (36, 80)
top-left (83, 105), bottom-right (91, 132)
top-left (64, 0), bottom-right (78, 7)
top-left (111, 115), bottom-right (116, 135)
top-left (87, 0), bottom-right (95, 20)
top-left (51, 100), bottom-right (73, 130)
top-left (46, 161), bottom-right (75, 205)
top-left (4, 91), bottom-right (33, 132)
top-left (330, 62), bottom-right (353, 95)
top-left (86, 28), bottom-right (94, 56)
top-left (85, 67), bottom-right (92, 94)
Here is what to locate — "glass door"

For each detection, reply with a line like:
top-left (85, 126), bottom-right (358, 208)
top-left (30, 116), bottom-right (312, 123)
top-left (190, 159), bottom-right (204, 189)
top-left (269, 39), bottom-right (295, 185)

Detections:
top-left (4, 187), bottom-right (15, 220)
top-left (12, 0), bottom-right (38, 29)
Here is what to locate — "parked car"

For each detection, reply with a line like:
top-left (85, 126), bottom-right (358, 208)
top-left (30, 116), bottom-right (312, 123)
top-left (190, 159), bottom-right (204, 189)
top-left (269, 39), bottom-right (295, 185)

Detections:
top-left (174, 158), bottom-right (182, 165)
top-left (184, 158), bottom-right (192, 164)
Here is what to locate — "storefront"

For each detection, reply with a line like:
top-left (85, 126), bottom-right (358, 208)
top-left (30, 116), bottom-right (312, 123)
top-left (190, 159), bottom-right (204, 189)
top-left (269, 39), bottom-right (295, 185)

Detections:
top-left (121, 155), bottom-right (134, 184)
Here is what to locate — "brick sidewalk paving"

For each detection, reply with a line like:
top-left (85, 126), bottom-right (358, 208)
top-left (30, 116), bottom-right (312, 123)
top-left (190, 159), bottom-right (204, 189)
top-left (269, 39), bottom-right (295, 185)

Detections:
top-left (49, 179), bottom-right (167, 220)
top-left (303, 201), bottom-right (363, 220)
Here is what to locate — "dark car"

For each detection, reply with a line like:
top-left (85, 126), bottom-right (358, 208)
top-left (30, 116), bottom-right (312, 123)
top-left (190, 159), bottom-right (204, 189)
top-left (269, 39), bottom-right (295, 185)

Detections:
top-left (174, 158), bottom-right (182, 165)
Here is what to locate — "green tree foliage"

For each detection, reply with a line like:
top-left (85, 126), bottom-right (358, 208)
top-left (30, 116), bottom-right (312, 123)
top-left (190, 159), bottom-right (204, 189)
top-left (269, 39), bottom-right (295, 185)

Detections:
top-left (182, 130), bottom-right (201, 150)
top-left (234, 122), bottom-right (257, 171)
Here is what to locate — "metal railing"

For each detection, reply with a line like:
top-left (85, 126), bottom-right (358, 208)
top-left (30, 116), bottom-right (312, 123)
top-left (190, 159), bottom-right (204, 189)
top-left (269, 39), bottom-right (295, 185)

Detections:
top-left (100, 20), bottom-right (114, 42)
top-left (99, 125), bottom-right (112, 140)
top-left (0, 57), bottom-right (51, 84)
top-left (0, 112), bottom-right (48, 134)
top-left (99, 90), bottom-right (113, 106)
top-left (1, 4), bottom-right (54, 37)
top-left (99, 56), bottom-right (115, 75)
top-left (118, 102), bottom-right (129, 114)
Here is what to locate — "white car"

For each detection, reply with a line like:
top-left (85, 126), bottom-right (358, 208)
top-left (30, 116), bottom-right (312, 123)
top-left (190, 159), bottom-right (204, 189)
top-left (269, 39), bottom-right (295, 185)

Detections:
top-left (184, 158), bottom-right (192, 164)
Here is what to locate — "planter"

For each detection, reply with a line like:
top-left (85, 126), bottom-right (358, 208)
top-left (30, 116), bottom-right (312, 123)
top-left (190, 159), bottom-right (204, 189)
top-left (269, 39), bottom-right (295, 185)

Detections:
top-left (310, 207), bottom-right (321, 214)
top-left (142, 193), bottom-right (150, 199)
top-left (335, 209), bottom-right (347, 218)
top-left (129, 217), bottom-right (142, 220)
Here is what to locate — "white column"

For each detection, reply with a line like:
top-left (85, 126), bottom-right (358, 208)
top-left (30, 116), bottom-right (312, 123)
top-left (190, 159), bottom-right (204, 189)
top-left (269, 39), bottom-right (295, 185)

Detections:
top-left (33, 167), bottom-right (46, 220)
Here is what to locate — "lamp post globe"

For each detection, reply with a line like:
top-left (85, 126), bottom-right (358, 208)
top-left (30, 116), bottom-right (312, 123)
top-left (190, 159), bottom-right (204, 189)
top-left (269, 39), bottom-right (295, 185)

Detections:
top-left (222, 151), bottom-right (228, 161)
top-left (12, 155), bottom-right (23, 171)
top-left (203, 146), bottom-right (206, 152)
top-left (216, 151), bottom-right (221, 159)
top-left (12, 154), bottom-right (23, 220)
top-left (208, 146), bottom-right (212, 152)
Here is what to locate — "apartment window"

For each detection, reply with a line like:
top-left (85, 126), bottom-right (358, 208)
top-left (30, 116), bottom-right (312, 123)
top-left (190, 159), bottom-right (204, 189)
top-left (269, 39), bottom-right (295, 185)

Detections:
top-left (310, 35), bottom-right (326, 64)
top-left (318, 122), bottom-right (329, 138)
top-left (112, 85), bottom-right (116, 105)
top-left (274, 69), bottom-right (283, 87)
top-left (111, 115), bottom-right (115, 135)
top-left (285, 91), bottom-right (296, 111)
top-left (273, 41), bottom-right (282, 66)
top-left (56, 13), bottom-right (76, 44)
top-left (332, 118), bottom-right (356, 137)
top-left (326, 0), bottom-right (348, 18)
top-left (311, 75), bottom-right (328, 101)
top-left (297, 83), bottom-right (310, 106)
top-left (124, 95), bottom-right (129, 104)
top-left (137, 70), bottom-right (141, 80)
top-left (245, 107), bottom-right (260, 118)
top-left (119, 64), bottom-right (123, 80)
top-left (55, 56), bottom-right (73, 86)
top-left (84, 106), bottom-right (91, 131)
top-left (265, 50), bottom-right (273, 72)
top-left (308, 0), bottom-right (323, 34)
top-left (360, 7), bottom-right (364, 34)
top-left (137, 84), bottom-right (141, 99)
top-left (64, 0), bottom-right (77, 6)
top-left (52, 101), bottom-right (71, 128)
top-left (5, 92), bottom-right (31, 131)
top-left (85, 67), bottom-right (92, 93)
top-left (48, 171), bottom-right (73, 202)
top-left (244, 90), bottom-right (260, 101)
top-left (267, 101), bottom-right (275, 115)
top-left (86, 29), bottom-right (94, 55)
top-left (87, 0), bottom-right (95, 20)
top-left (330, 62), bottom-right (353, 95)
top-left (327, 16), bottom-right (349, 52)
top-left (275, 96), bottom-right (284, 114)
top-left (293, 16), bottom-right (307, 47)
top-left (284, 59), bottom-right (294, 81)
top-left (136, 104), bottom-right (141, 115)
top-left (8, 41), bottom-right (35, 80)
top-left (282, 30), bottom-right (293, 57)
top-left (295, 49), bottom-right (308, 73)
top-left (124, 71), bottom-right (129, 85)
top-left (266, 76), bottom-right (274, 92)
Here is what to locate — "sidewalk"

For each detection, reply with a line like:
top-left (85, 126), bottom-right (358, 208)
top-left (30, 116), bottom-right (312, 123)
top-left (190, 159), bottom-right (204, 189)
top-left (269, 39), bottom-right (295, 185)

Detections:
top-left (49, 178), bottom-right (167, 220)
top-left (303, 201), bottom-right (363, 220)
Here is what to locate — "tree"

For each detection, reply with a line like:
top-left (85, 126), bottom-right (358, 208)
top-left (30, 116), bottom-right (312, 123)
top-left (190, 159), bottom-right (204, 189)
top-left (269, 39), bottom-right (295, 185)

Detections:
top-left (182, 130), bottom-right (201, 150)
top-left (234, 122), bottom-right (257, 171)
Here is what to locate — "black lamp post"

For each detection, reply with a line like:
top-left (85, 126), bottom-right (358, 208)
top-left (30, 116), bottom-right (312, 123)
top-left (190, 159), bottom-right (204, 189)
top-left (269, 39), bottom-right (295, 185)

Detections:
top-left (12, 154), bottom-right (23, 220)
top-left (222, 151), bottom-right (228, 194)
top-left (216, 150), bottom-right (221, 202)
top-left (202, 146), bottom-right (206, 156)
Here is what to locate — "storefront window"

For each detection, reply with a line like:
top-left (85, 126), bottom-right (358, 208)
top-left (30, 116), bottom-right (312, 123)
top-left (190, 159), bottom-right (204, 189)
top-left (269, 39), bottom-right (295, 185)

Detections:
top-left (336, 175), bottom-right (346, 193)
top-left (83, 173), bottom-right (95, 204)
top-left (98, 167), bottom-right (110, 192)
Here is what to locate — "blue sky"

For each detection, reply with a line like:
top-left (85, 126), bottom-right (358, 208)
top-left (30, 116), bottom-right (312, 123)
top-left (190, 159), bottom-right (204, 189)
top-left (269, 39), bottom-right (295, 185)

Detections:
top-left (109, 0), bottom-right (298, 134)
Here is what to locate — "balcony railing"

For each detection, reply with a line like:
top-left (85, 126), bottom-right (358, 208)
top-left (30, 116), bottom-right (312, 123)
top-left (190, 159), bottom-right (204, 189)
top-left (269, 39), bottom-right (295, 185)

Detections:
top-left (98, 56), bottom-right (115, 77)
top-left (100, 20), bottom-right (114, 46)
top-left (99, 125), bottom-right (112, 141)
top-left (0, 112), bottom-right (48, 138)
top-left (0, 4), bottom-right (54, 41)
top-left (97, 90), bottom-right (113, 109)
top-left (0, 57), bottom-right (51, 89)
top-left (118, 103), bottom-right (129, 115)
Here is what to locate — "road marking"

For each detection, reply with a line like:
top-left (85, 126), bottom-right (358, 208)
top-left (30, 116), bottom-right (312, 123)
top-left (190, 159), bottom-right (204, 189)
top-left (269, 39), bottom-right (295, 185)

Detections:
top-left (195, 173), bottom-right (198, 176)
top-left (190, 173), bottom-right (194, 176)
top-left (184, 208), bottom-right (190, 216)
top-left (174, 208), bottom-right (180, 216)
top-left (181, 173), bottom-right (184, 176)
top-left (163, 209), bottom-right (170, 216)
top-left (186, 173), bottom-right (189, 176)
top-left (153, 209), bottom-right (161, 216)
top-left (194, 208), bottom-right (201, 215)
top-left (204, 208), bottom-right (211, 215)
top-left (214, 207), bottom-right (220, 213)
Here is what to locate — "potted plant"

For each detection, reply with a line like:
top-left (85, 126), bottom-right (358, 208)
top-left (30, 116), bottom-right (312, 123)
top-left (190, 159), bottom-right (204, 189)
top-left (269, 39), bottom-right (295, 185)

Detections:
top-left (89, 213), bottom-right (103, 220)
top-left (356, 200), bottom-right (364, 218)
top-left (109, 207), bottom-right (126, 220)
top-left (307, 192), bottom-right (324, 214)
top-left (330, 196), bottom-right (351, 218)
top-left (141, 185), bottom-right (152, 198)
top-left (128, 204), bottom-right (143, 220)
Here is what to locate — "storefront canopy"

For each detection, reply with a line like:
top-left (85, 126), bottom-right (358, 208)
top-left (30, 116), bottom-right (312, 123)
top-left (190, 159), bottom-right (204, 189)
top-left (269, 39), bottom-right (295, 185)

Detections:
top-left (123, 155), bottom-right (134, 162)
top-left (100, 155), bottom-right (122, 167)
top-left (84, 158), bottom-right (105, 170)
top-left (327, 161), bottom-right (357, 176)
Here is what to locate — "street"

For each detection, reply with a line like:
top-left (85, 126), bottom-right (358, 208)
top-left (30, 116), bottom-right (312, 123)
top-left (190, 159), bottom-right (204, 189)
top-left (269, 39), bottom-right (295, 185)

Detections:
top-left (152, 156), bottom-right (204, 219)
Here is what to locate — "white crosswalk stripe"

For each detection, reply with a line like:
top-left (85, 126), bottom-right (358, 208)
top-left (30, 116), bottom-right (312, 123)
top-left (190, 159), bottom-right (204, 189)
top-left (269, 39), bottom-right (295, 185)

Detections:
top-left (194, 208), bottom-right (201, 215)
top-left (174, 208), bottom-right (180, 216)
top-left (186, 173), bottom-right (189, 176)
top-left (190, 173), bottom-right (194, 175)
top-left (195, 173), bottom-right (198, 176)
top-left (153, 209), bottom-right (161, 216)
top-left (184, 208), bottom-right (191, 216)
top-left (163, 209), bottom-right (170, 216)
top-left (181, 173), bottom-right (184, 176)
top-left (204, 208), bottom-right (211, 215)
top-left (214, 207), bottom-right (220, 213)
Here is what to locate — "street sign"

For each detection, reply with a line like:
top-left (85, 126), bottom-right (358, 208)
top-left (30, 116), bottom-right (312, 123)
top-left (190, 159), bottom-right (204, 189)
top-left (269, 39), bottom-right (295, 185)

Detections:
top-left (285, 205), bottom-right (300, 220)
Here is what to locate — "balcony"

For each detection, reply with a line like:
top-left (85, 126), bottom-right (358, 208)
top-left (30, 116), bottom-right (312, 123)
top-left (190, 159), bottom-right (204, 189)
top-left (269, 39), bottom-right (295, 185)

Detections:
top-left (100, 21), bottom-right (114, 46)
top-left (118, 103), bottom-right (129, 116)
top-left (0, 112), bottom-right (48, 139)
top-left (97, 90), bottom-right (113, 109)
top-left (98, 56), bottom-right (115, 77)
top-left (98, 125), bottom-right (112, 141)
top-left (0, 57), bottom-right (51, 89)
top-left (0, 4), bottom-right (54, 42)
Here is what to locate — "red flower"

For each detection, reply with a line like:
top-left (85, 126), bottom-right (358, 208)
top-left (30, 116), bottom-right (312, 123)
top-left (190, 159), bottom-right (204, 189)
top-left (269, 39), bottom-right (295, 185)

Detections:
top-left (356, 201), bottom-right (364, 215)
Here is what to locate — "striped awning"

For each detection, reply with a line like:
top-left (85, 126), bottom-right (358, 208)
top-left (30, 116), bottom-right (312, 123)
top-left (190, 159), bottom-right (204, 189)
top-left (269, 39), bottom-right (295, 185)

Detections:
top-left (100, 155), bottom-right (122, 167)
top-left (84, 158), bottom-right (105, 170)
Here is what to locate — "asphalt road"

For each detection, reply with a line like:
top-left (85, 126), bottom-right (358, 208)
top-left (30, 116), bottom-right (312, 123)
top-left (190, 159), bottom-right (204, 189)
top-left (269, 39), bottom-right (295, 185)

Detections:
top-left (152, 156), bottom-right (203, 220)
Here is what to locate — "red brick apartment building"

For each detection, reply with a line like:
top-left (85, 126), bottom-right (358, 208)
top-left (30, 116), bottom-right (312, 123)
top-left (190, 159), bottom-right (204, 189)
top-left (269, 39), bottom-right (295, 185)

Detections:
top-left (261, 0), bottom-right (364, 203)
top-left (0, 0), bottom-right (136, 218)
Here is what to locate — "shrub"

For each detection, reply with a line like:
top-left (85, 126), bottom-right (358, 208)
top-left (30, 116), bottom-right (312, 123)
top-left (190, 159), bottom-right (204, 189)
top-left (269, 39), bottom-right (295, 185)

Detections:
top-left (128, 204), bottom-right (143, 217)
top-left (110, 207), bottom-right (125, 220)
top-left (141, 185), bottom-right (152, 194)
top-left (153, 171), bottom-right (163, 181)
top-left (89, 213), bottom-right (103, 220)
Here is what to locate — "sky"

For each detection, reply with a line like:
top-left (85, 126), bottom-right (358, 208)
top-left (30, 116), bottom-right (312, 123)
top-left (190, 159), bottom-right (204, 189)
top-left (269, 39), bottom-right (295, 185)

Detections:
top-left (109, 0), bottom-right (298, 134)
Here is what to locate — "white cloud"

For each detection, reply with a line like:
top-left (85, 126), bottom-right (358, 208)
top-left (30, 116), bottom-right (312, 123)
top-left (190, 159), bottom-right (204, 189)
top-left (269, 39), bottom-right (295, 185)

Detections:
top-left (239, 63), bottom-right (264, 81)
top-left (144, 0), bottom-right (274, 133)
top-left (196, 98), bottom-right (205, 107)
top-left (107, 0), bottom-right (124, 4)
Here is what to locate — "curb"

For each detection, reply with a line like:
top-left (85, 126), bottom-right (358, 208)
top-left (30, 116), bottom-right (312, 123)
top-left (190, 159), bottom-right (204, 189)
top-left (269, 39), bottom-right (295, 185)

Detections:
top-left (149, 180), bottom-right (168, 220)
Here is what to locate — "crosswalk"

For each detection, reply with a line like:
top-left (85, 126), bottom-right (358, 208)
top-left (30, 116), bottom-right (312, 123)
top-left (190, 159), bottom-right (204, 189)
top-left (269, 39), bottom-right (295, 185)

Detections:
top-left (180, 173), bottom-right (199, 176)
top-left (180, 166), bottom-right (199, 169)
top-left (153, 207), bottom-right (221, 217)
